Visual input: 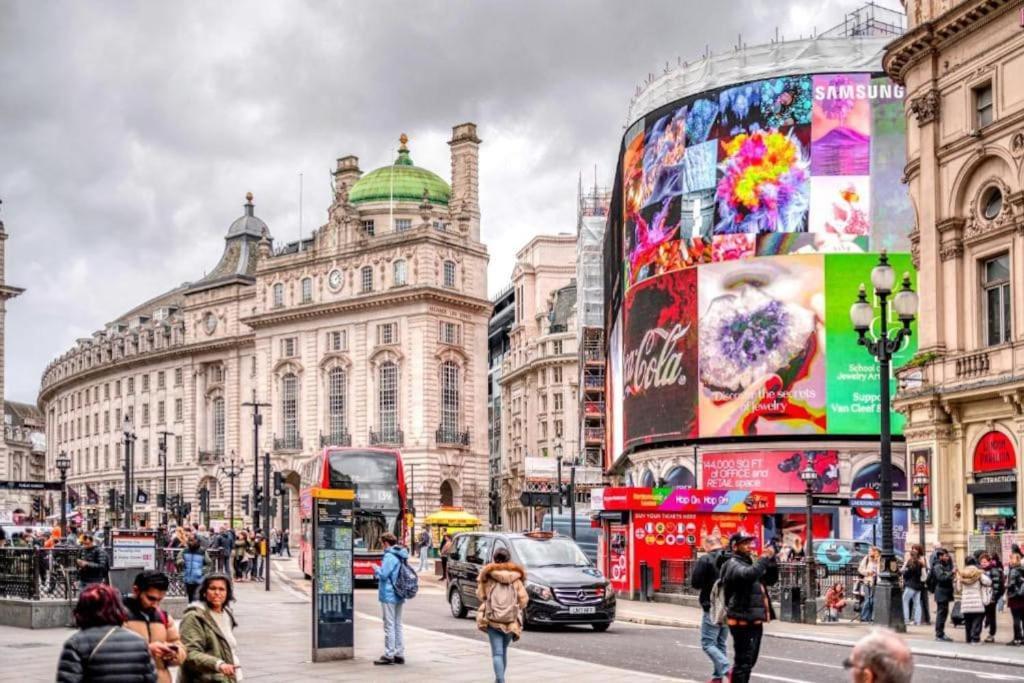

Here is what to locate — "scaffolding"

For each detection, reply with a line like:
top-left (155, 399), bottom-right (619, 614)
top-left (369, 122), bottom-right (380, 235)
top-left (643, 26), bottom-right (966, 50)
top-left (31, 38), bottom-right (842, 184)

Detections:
top-left (819, 2), bottom-right (906, 39)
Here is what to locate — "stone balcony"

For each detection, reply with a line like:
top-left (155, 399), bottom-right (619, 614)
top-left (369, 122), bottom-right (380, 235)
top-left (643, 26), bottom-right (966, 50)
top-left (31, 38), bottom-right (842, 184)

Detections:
top-left (897, 343), bottom-right (1021, 394)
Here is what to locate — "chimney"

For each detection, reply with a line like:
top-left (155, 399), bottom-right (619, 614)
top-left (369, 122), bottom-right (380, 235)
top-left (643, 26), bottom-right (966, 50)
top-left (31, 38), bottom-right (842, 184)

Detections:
top-left (448, 123), bottom-right (481, 240)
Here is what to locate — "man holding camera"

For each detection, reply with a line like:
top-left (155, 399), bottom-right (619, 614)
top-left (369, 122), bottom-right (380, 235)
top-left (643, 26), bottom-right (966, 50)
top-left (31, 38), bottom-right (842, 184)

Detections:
top-left (721, 532), bottom-right (779, 683)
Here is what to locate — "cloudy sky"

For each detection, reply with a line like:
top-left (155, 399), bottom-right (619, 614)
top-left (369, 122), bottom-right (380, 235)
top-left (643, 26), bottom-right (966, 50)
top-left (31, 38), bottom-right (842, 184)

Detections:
top-left (0, 0), bottom-right (901, 402)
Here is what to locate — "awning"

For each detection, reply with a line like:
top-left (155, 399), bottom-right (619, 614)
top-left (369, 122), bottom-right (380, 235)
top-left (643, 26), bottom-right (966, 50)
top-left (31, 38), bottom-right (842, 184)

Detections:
top-left (975, 507), bottom-right (1016, 517)
top-left (424, 508), bottom-right (481, 527)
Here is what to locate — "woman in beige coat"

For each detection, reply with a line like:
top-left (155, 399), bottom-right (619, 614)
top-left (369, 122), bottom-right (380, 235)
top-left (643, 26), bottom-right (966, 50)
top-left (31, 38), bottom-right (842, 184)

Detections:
top-left (477, 548), bottom-right (529, 683)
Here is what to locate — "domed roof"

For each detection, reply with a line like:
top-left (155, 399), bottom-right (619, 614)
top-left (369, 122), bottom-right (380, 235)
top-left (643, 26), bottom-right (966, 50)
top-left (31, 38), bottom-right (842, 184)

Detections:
top-left (348, 134), bottom-right (450, 206)
top-left (227, 192), bottom-right (269, 238)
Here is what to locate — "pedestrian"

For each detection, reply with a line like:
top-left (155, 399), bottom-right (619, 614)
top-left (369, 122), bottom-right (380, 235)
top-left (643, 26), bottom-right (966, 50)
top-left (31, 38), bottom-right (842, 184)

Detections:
top-left (721, 532), bottom-right (778, 683)
top-left (843, 627), bottom-right (914, 683)
top-left (270, 528), bottom-right (280, 556)
top-left (179, 573), bottom-right (241, 682)
top-left (858, 547), bottom-right (881, 623)
top-left (75, 533), bottom-right (109, 590)
top-left (981, 551), bottom-right (1005, 642)
top-left (789, 536), bottom-right (806, 561)
top-left (417, 526), bottom-right (432, 573)
top-left (690, 536), bottom-right (730, 682)
top-left (476, 547), bottom-right (529, 683)
top-left (280, 528), bottom-right (290, 558)
top-left (56, 583), bottom-right (157, 683)
top-left (928, 548), bottom-right (956, 642)
top-left (439, 532), bottom-right (454, 580)
top-left (123, 570), bottom-right (187, 683)
top-left (233, 530), bottom-right (250, 581)
top-left (220, 528), bottom-right (235, 574)
top-left (958, 556), bottom-right (992, 644)
top-left (825, 582), bottom-right (848, 622)
top-left (900, 550), bottom-right (925, 626)
top-left (178, 538), bottom-right (211, 604)
top-left (372, 532), bottom-right (409, 665)
top-left (1006, 547), bottom-right (1024, 646)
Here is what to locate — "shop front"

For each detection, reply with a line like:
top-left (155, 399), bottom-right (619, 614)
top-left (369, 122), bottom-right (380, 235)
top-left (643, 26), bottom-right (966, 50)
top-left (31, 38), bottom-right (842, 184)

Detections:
top-left (969, 431), bottom-right (1018, 533)
top-left (592, 487), bottom-right (775, 599)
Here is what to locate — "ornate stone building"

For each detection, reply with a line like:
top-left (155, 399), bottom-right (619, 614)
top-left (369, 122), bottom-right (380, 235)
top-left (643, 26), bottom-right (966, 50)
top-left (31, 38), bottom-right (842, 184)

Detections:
top-left (887, 1), bottom-right (1024, 556)
top-left (498, 234), bottom-right (580, 531)
top-left (38, 125), bottom-right (491, 533)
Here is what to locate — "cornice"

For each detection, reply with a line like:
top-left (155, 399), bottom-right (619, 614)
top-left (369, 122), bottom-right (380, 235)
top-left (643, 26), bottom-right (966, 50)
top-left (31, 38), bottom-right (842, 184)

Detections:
top-left (38, 335), bottom-right (255, 405)
top-left (240, 285), bottom-right (491, 329)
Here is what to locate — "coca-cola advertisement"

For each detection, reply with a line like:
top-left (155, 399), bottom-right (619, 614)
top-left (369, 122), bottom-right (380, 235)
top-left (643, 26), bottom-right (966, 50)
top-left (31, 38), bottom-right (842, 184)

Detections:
top-left (623, 268), bottom-right (698, 448)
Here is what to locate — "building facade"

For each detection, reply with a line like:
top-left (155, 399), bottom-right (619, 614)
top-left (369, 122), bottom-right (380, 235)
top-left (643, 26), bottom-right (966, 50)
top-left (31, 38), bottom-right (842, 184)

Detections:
top-left (498, 234), bottom-right (579, 531)
top-left (887, 0), bottom-right (1024, 556)
top-left (487, 285), bottom-right (514, 528)
top-left (0, 204), bottom-right (29, 524)
top-left (37, 125), bottom-right (491, 533)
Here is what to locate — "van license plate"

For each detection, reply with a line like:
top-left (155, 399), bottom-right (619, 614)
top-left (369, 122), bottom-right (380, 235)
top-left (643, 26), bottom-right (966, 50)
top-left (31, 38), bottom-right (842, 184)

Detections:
top-left (568, 606), bottom-right (596, 615)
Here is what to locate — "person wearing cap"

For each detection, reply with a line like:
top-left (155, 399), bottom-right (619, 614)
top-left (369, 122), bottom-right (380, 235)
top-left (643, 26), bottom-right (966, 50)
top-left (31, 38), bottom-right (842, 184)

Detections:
top-left (720, 531), bottom-right (777, 683)
top-left (927, 547), bottom-right (956, 642)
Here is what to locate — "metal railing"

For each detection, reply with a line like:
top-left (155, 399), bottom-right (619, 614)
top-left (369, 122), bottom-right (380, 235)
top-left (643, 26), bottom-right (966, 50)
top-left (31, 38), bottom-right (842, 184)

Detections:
top-left (320, 430), bottom-right (352, 447)
top-left (369, 428), bottom-right (404, 447)
top-left (436, 425), bottom-right (471, 446)
top-left (658, 559), bottom-right (853, 602)
top-left (273, 435), bottom-right (303, 451)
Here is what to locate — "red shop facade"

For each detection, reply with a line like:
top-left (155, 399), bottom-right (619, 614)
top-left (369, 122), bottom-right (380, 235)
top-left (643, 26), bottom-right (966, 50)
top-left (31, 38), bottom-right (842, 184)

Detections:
top-left (592, 487), bottom-right (776, 599)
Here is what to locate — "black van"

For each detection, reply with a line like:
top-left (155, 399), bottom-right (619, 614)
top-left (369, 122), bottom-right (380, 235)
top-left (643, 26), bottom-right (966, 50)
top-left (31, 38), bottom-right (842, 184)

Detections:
top-left (446, 530), bottom-right (615, 631)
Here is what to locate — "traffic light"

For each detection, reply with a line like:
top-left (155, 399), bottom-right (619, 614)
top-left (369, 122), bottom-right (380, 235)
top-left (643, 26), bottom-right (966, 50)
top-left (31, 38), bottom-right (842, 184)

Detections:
top-left (269, 498), bottom-right (278, 519)
top-left (273, 471), bottom-right (284, 496)
top-left (242, 495), bottom-right (250, 515)
top-left (32, 497), bottom-right (42, 516)
top-left (157, 493), bottom-right (166, 508)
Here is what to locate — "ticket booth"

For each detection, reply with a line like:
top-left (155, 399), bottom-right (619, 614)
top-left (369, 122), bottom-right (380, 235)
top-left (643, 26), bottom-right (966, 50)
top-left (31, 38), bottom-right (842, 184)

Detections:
top-left (592, 487), bottom-right (776, 599)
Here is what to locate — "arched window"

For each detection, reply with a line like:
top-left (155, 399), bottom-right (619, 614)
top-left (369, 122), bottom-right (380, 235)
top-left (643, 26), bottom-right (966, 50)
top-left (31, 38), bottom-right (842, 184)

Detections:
top-left (272, 283), bottom-right (284, 308)
top-left (378, 362), bottom-right (398, 440)
top-left (440, 361), bottom-right (460, 438)
top-left (640, 469), bottom-right (656, 488)
top-left (443, 260), bottom-right (456, 288)
top-left (664, 466), bottom-right (695, 487)
top-left (328, 367), bottom-right (347, 439)
top-left (212, 397), bottom-right (225, 456)
top-left (393, 259), bottom-right (407, 287)
top-left (282, 374), bottom-right (299, 448)
top-left (440, 480), bottom-right (455, 507)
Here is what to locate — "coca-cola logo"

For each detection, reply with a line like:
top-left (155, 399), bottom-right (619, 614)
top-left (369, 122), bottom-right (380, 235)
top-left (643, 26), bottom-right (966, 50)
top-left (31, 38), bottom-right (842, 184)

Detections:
top-left (624, 323), bottom-right (691, 396)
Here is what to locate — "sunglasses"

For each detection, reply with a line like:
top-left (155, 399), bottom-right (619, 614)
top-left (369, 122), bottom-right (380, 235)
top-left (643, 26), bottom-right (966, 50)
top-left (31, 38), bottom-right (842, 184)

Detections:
top-left (842, 657), bottom-right (860, 670)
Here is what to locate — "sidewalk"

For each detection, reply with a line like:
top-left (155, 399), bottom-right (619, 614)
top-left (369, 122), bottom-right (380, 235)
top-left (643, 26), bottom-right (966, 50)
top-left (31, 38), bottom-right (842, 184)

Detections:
top-left (615, 598), bottom-right (1024, 667)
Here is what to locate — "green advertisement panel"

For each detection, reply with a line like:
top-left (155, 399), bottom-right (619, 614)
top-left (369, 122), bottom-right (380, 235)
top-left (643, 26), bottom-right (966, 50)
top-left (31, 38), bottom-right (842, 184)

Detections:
top-left (825, 252), bottom-right (917, 435)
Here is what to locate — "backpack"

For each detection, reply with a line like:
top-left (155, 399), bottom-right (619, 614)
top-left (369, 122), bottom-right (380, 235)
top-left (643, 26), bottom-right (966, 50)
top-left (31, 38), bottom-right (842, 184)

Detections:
top-left (390, 553), bottom-right (419, 600)
top-left (484, 580), bottom-right (520, 625)
top-left (710, 578), bottom-right (728, 626)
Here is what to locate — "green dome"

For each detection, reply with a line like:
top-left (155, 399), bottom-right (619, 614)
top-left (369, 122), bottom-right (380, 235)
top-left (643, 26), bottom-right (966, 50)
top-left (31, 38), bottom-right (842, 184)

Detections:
top-left (349, 136), bottom-right (451, 206)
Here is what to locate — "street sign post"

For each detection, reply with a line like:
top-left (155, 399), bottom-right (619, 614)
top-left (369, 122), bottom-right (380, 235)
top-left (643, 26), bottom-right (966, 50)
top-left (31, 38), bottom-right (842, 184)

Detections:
top-left (311, 487), bottom-right (354, 662)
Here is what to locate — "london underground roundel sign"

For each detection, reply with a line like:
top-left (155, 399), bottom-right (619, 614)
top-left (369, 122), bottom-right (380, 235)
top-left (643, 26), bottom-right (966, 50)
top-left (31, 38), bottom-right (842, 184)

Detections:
top-left (853, 487), bottom-right (880, 519)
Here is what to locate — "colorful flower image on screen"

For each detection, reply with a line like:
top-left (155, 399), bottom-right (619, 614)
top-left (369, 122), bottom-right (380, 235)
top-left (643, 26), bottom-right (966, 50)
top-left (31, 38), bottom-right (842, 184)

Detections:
top-left (719, 82), bottom-right (762, 135)
top-left (714, 128), bottom-right (810, 235)
top-left (628, 196), bottom-right (681, 285)
top-left (711, 233), bottom-right (755, 262)
top-left (642, 105), bottom-right (687, 208)
top-left (759, 76), bottom-right (812, 129)
top-left (812, 74), bottom-right (871, 176)
top-left (809, 176), bottom-right (871, 236)
top-left (686, 98), bottom-right (719, 145)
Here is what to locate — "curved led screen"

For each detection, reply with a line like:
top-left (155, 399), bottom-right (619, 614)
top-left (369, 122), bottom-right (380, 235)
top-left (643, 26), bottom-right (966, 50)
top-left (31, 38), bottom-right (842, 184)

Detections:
top-left (610, 71), bottom-right (916, 453)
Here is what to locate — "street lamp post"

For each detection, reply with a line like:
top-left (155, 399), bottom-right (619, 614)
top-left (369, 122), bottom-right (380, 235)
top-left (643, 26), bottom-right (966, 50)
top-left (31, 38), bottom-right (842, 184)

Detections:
top-left (55, 451), bottom-right (71, 540)
top-left (219, 451), bottom-right (245, 532)
top-left (799, 462), bottom-right (818, 625)
top-left (850, 251), bottom-right (918, 634)
top-left (122, 415), bottom-right (136, 528)
top-left (242, 391), bottom-right (270, 532)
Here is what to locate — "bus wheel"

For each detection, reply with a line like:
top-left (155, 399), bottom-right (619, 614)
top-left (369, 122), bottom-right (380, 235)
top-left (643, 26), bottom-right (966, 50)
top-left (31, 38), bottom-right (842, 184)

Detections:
top-left (449, 587), bottom-right (467, 618)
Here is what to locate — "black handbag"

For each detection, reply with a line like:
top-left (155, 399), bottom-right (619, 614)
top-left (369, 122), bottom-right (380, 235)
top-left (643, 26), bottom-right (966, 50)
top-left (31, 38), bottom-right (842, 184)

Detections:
top-left (951, 600), bottom-right (964, 627)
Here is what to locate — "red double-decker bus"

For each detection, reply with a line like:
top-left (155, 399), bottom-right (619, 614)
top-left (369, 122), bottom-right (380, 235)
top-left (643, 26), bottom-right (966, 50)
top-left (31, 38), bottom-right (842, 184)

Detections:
top-left (298, 447), bottom-right (408, 581)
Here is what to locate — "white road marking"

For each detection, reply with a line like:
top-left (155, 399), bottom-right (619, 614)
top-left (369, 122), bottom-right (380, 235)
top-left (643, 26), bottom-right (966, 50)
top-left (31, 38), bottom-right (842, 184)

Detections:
top-left (752, 674), bottom-right (817, 683)
top-left (916, 663), bottom-right (1024, 681)
top-left (760, 655), bottom-right (843, 670)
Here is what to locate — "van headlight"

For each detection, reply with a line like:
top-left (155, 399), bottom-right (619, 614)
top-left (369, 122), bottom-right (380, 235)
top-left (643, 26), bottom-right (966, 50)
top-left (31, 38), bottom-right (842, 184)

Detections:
top-left (526, 581), bottom-right (552, 601)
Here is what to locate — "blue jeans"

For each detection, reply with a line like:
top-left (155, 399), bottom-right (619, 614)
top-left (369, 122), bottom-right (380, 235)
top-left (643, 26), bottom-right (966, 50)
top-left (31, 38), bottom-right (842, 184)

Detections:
top-left (902, 587), bottom-right (922, 625)
top-left (487, 627), bottom-right (513, 683)
top-left (381, 602), bottom-right (404, 658)
top-left (701, 611), bottom-right (730, 678)
top-left (418, 546), bottom-right (431, 571)
top-left (860, 584), bottom-right (875, 622)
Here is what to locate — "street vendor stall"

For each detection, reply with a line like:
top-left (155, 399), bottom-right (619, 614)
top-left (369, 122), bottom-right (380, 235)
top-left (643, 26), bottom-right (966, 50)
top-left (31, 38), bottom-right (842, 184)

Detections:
top-left (423, 507), bottom-right (481, 544)
top-left (593, 487), bottom-right (776, 599)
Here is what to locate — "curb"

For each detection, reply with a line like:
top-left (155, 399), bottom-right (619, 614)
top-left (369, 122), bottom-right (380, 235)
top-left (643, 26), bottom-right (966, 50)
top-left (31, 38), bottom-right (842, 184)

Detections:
top-left (617, 613), bottom-right (1024, 667)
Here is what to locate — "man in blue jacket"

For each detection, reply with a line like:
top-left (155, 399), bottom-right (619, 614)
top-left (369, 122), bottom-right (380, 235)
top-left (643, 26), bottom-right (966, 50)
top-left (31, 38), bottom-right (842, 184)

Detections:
top-left (373, 532), bottom-right (409, 665)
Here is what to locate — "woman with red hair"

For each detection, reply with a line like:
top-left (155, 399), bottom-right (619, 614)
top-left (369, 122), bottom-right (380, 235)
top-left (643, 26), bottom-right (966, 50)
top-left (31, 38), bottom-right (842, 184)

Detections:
top-left (56, 583), bottom-right (156, 682)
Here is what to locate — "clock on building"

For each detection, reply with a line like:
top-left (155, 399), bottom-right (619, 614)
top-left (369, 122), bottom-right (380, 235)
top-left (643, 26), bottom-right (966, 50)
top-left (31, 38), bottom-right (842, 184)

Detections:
top-left (328, 268), bottom-right (343, 291)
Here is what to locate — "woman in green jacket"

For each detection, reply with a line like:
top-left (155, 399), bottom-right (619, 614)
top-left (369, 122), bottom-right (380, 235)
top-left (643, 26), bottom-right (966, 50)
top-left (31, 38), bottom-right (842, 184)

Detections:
top-left (179, 573), bottom-right (241, 682)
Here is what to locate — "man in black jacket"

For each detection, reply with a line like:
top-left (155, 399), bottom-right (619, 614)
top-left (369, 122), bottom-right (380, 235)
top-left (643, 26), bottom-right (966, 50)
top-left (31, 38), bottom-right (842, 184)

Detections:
top-left (721, 532), bottom-right (778, 683)
top-left (75, 533), bottom-right (109, 589)
top-left (691, 537), bottom-right (730, 683)
top-left (928, 548), bottom-right (955, 642)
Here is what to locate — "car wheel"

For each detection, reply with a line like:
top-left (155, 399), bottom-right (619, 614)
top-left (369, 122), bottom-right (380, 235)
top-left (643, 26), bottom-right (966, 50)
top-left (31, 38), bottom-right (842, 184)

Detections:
top-left (449, 587), bottom-right (467, 618)
top-left (591, 622), bottom-right (611, 632)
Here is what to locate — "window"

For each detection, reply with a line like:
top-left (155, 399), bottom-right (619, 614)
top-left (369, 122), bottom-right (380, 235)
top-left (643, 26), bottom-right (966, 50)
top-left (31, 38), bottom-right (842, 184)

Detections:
top-left (553, 340), bottom-right (563, 355)
top-left (328, 367), bottom-right (348, 437)
top-left (104, 383), bottom-right (110, 400)
top-left (157, 371), bottom-right (165, 389)
top-left (104, 411), bottom-right (110, 432)
top-left (104, 445), bottom-right (110, 470)
top-left (93, 413), bottom-right (99, 433)
top-left (553, 367), bottom-right (563, 383)
top-left (127, 377), bottom-right (135, 395)
top-left (301, 277), bottom-right (313, 303)
top-left (273, 282), bottom-right (285, 308)
top-left (213, 397), bottom-right (225, 455)
top-left (439, 321), bottom-right (461, 345)
top-left (212, 365), bottom-right (224, 383)
top-left (555, 419), bottom-right (564, 437)
top-left (94, 387), bottom-right (100, 402)
top-left (174, 398), bottom-right (183, 422)
top-left (282, 374), bottom-right (299, 446)
top-left (466, 535), bottom-right (493, 565)
top-left (983, 254), bottom-right (1011, 346)
top-left (441, 361), bottom-right (461, 434)
top-left (982, 186), bottom-right (1004, 221)
top-left (141, 403), bottom-right (150, 426)
top-left (115, 408), bottom-right (121, 428)
top-left (554, 393), bottom-right (563, 411)
top-left (328, 330), bottom-right (347, 352)
top-left (443, 260), bottom-right (456, 288)
top-left (361, 219), bottom-right (375, 236)
top-left (281, 337), bottom-right (298, 358)
top-left (174, 368), bottom-right (183, 386)
top-left (175, 435), bottom-right (183, 464)
top-left (378, 362), bottom-right (398, 436)
top-left (975, 82), bottom-right (994, 129)
top-left (94, 447), bottom-right (99, 471)
top-left (142, 439), bottom-right (150, 467)
top-left (84, 415), bottom-right (90, 437)
top-left (393, 260), bottom-right (407, 287)
top-left (377, 322), bottom-right (397, 346)
top-left (115, 380), bottom-right (121, 397)
top-left (361, 266), bottom-right (373, 293)
top-left (142, 374), bottom-right (150, 392)
top-left (395, 218), bottom-right (412, 232)
top-left (157, 400), bottom-right (165, 424)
